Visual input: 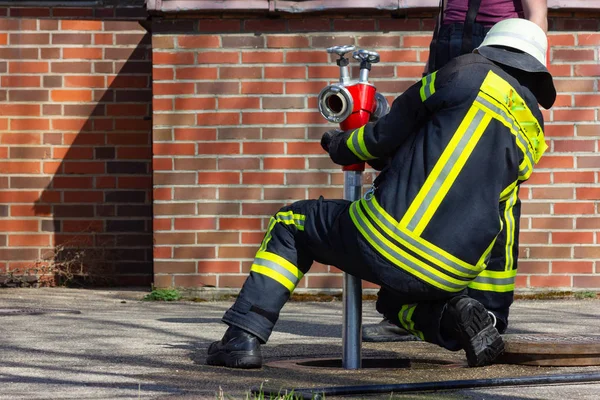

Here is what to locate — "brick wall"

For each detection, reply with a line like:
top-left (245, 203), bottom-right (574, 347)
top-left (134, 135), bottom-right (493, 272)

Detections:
top-left (0, 7), bottom-right (153, 286)
top-left (152, 10), bottom-right (600, 292)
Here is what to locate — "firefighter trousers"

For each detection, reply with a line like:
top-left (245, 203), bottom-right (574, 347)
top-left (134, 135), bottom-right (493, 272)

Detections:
top-left (222, 196), bottom-right (467, 350)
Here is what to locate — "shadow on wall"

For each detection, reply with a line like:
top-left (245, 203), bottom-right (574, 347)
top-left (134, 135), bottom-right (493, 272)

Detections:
top-left (32, 31), bottom-right (153, 287)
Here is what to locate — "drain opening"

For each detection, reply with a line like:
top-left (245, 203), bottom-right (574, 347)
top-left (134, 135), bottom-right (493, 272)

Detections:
top-left (298, 358), bottom-right (411, 369)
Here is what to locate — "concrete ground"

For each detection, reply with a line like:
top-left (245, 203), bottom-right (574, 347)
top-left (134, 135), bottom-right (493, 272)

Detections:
top-left (1, 288), bottom-right (600, 400)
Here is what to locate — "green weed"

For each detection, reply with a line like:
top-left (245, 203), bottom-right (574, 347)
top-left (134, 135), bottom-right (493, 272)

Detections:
top-left (143, 288), bottom-right (182, 302)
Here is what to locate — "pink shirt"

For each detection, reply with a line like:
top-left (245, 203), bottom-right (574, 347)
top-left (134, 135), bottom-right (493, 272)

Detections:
top-left (444, 0), bottom-right (525, 27)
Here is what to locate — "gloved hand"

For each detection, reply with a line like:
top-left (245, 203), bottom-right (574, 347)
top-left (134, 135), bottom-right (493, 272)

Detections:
top-left (321, 128), bottom-right (343, 152)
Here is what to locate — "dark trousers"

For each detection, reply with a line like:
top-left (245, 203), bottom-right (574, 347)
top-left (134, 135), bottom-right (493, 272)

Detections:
top-left (222, 197), bottom-right (464, 350)
top-left (427, 22), bottom-right (491, 74)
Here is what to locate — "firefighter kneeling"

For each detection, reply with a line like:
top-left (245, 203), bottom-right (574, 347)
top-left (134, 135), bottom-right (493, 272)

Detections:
top-left (206, 18), bottom-right (556, 369)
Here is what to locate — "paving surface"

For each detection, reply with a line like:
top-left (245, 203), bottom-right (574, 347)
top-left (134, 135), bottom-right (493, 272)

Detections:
top-left (1, 288), bottom-right (600, 399)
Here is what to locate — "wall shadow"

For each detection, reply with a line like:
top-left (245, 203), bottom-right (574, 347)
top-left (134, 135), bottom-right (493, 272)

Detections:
top-left (33, 30), bottom-right (153, 287)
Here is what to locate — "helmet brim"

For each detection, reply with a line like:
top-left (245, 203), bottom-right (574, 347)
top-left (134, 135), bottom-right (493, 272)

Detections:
top-left (475, 46), bottom-right (557, 109)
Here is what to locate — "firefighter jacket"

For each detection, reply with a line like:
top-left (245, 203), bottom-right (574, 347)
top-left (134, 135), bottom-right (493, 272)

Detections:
top-left (327, 53), bottom-right (546, 328)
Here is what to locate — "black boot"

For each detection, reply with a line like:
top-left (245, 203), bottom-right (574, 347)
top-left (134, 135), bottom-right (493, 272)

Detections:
top-left (362, 318), bottom-right (419, 342)
top-left (443, 296), bottom-right (505, 367)
top-left (206, 326), bottom-right (262, 369)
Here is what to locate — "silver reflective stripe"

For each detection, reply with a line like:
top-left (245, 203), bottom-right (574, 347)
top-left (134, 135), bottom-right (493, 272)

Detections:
top-left (475, 94), bottom-right (534, 176)
top-left (362, 199), bottom-right (479, 278)
top-left (253, 256), bottom-right (301, 287)
top-left (406, 109), bottom-right (486, 231)
top-left (350, 129), bottom-right (370, 160)
top-left (472, 275), bottom-right (515, 286)
top-left (277, 213), bottom-right (305, 227)
top-left (350, 202), bottom-right (468, 291)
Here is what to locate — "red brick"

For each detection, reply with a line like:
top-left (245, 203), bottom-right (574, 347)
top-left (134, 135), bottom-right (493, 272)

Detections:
top-left (153, 52), bottom-right (195, 65)
top-left (553, 49), bottom-right (595, 62)
top-left (8, 61), bottom-right (48, 74)
top-left (153, 82), bottom-right (195, 95)
top-left (574, 64), bottom-right (600, 77)
top-left (177, 35), bottom-right (220, 48)
top-left (61, 20), bottom-right (103, 31)
top-left (241, 112), bottom-right (284, 125)
top-left (241, 82), bottom-right (283, 95)
top-left (94, 33), bottom-right (113, 45)
top-left (0, 161), bottom-right (39, 174)
top-left (174, 218), bottom-right (216, 230)
top-left (535, 155), bottom-right (574, 169)
top-left (267, 35), bottom-right (309, 48)
top-left (0, 104), bottom-right (40, 116)
top-left (518, 261), bottom-right (549, 274)
top-left (217, 96), bottom-right (260, 110)
top-left (574, 95), bottom-right (600, 107)
top-left (530, 275), bottom-right (571, 288)
top-left (176, 67), bottom-right (218, 80)
top-left (577, 188), bottom-right (600, 200)
top-left (218, 157), bottom-right (259, 170)
top-left (264, 157), bottom-right (306, 170)
top-left (197, 231), bottom-right (239, 244)
top-left (197, 51), bottom-right (239, 64)
top-left (286, 51), bottom-right (329, 64)
top-left (63, 48), bottom-right (103, 60)
top-left (153, 68), bottom-right (174, 81)
top-left (51, 90), bottom-right (92, 102)
top-left (545, 124), bottom-right (574, 137)
top-left (173, 187), bottom-right (216, 200)
top-left (0, 219), bottom-right (38, 232)
top-left (172, 246), bottom-right (214, 259)
top-left (552, 231), bottom-right (594, 244)
top-left (242, 172), bottom-right (283, 185)
top-left (554, 202), bottom-right (595, 215)
top-left (173, 128), bottom-right (216, 141)
top-left (197, 172), bottom-right (240, 185)
top-left (10, 33), bottom-right (49, 45)
top-left (264, 187), bottom-right (306, 200)
top-left (220, 218), bottom-right (262, 231)
top-left (65, 76), bottom-right (105, 88)
top-left (287, 142), bottom-right (323, 155)
top-left (243, 142), bottom-right (284, 155)
top-left (0, 191), bottom-right (40, 203)
top-left (174, 97), bottom-right (216, 110)
top-left (554, 172), bottom-right (595, 184)
top-left (9, 234), bottom-right (51, 247)
top-left (1, 76), bottom-right (40, 87)
top-left (573, 276), bottom-right (600, 288)
top-left (285, 81), bottom-right (326, 95)
top-left (553, 261), bottom-right (593, 274)
top-left (196, 112), bottom-right (240, 126)
top-left (219, 187), bottom-right (261, 200)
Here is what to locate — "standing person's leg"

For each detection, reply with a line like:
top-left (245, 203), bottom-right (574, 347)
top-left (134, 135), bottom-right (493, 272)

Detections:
top-left (207, 197), bottom-right (381, 368)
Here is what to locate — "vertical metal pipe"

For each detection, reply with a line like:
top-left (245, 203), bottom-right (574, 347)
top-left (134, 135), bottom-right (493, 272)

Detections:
top-left (342, 170), bottom-right (363, 369)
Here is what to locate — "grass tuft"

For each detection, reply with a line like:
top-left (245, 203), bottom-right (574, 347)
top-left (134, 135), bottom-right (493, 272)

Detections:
top-left (143, 288), bottom-right (182, 302)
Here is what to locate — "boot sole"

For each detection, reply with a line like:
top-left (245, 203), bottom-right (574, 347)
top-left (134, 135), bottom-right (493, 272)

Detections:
top-left (207, 348), bottom-right (262, 369)
top-left (455, 300), bottom-right (505, 367)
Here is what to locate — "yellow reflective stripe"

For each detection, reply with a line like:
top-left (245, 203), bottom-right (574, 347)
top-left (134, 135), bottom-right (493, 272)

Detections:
top-left (369, 196), bottom-right (480, 271)
top-left (469, 268), bottom-right (517, 292)
top-left (275, 210), bottom-right (306, 231)
top-left (259, 216), bottom-right (277, 252)
top-left (479, 70), bottom-right (547, 163)
top-left (251, 265), bottom-right (295, 292)
top-left (350, 202), bottom-right (467, 292)
top-left (398, 304), bottom-right (425, 340)
top-left (419, 71), bottom-right (437, 102)
top-left (346, 126), bottom-right (375, 161)
top-left (476, 92), bottom-right (534, 181)
top-left (256, 251), bottom-right (303, 280)
top-left (251, 250), bottom-right (304, 292)
top-left (401, 105), bottom-right (492, 235)
top-left (363, 197), bottom-right (480, 277)
top-left (499, 180), bottom-right (518, 202)
top-left (503, 186), bottom-right (519, 271)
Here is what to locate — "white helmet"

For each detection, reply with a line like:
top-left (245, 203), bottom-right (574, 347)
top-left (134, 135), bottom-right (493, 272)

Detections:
top-left (477, 18), bottom-right (547, 66)
top-left (475, 18), bottom-right (556, 109)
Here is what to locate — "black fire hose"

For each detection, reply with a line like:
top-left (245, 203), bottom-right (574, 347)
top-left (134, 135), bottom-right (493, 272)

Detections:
top-left (253, 372), bottom-right (600, 400)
